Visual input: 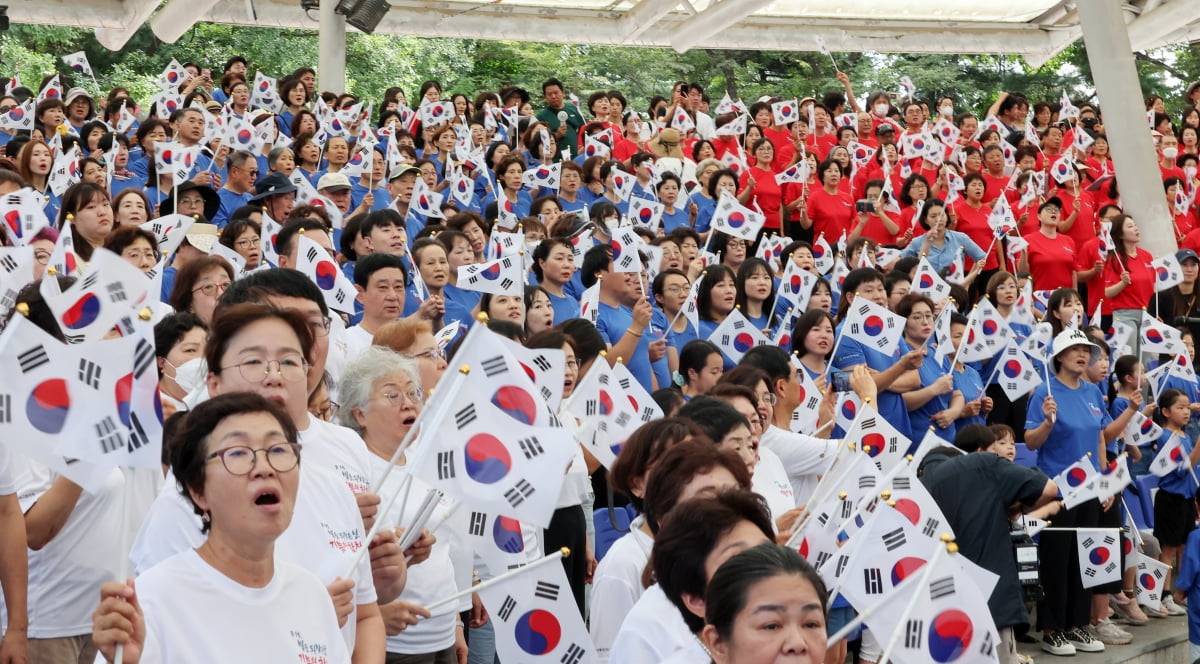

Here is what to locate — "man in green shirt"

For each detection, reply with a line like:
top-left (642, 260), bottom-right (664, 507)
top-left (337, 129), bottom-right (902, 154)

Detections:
top-left (536, 77), bottom-right (585, 159)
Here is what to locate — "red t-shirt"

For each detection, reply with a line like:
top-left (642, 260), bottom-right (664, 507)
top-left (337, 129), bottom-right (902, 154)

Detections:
top-left (1025, 231), bottom-right (1077, 292)
top-left (1054, 190), bottom-right (1098, 249)
top-left (1101, 248), bottom-right (1155, 313)
top-left (951, 200), bottom-right (998, 270)
top-left (807, 186), bottom-right (855, 242)
top-left (1183, 227), bottom-right (1200, 254)
top-left (804, 133), bottom-right (837, 161)
top-left (982, 172), bottom-right (1010, 207)
top-left (740, 166), bottom-right (783, 230)
top-left (1074, 236), bottom-right (1105, 314)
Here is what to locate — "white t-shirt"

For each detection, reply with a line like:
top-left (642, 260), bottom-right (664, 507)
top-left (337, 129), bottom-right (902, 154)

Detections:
top-left (300, 414), bottom-right (373, 495)
top-left (341, 324), bottom-right (375, 363)
top-left (661, 638), bottom-right (712, 664)
top-left (556, 442), bottom-right (590, 509)
top-left (370, 455), bottom-right (461, 655)
top-left (608, 583), bottom-right (694, 663)
top-left (11, 464), bottom-right (160, 638)
top-left (135, 549), bottom-right (350, 663)
top-left (590, 516), bottom-right (653, 663)
top-left (129, 463), bottom-right (376, 652)
top-left (752, 446), bottom-right (798, 523)
top-left (695, 112), bottom-right (716, 141)
top-left (760, 425), bottom-right (836, 507)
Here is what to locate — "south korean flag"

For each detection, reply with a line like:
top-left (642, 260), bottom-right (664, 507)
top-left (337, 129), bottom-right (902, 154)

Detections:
top-left (478, 559), bottom-right (597, 664)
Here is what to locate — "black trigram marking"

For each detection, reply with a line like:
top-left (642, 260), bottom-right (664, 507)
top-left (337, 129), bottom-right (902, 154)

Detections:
top-left (532, 355), bottom-right (551, 372)
top-left (335, 289), bottom-right (346, 304)
top-left (864, 567), bottom-right (883, 594)
top-left (0, 394), bottom-right (10, 424)
top-left (127, 412), bottom-right (150, 452)
top-left (81, 271), bottom-right (99, 290)
top-left (893, 476), bottom-right (912, 491)
top-left (468, 511), bottom-right (486, 537)
top-left (904, 619), bottom-right (924, 649)
top-left (861, 416), bottom-right (877, 429)
top-left (504, 479), bottom-right (534, 507)
top-left (814, 551), bottom-right (831, 568)
top-left (436, 451), bottom-right (456, 480)
top-left (481, 355), bottom-right (507, 377)
top-left (617, 376), bottom-right (632, 390)
top-left (0, 255), bottom-right (17, 273)
top-left (1084, 568), bottom-right (1096, 577)
top-left (497, 595), bottom-right (516, 622)
top-left (517, 437), bottom-right (544, 460)
top-left (18, 345), bottom-right (49, 373)
top-left (585, 400), bottom-right (597, 417)
top-left (930, 576), bottom-right (956, 600)
top-left (560, 643), bottom-right (586, 664)
top-left (106, 281), bottom-right (127, 303)
top-left (78, 358), bottom-right (101, 389)
top-left (96, 416), bottom-right (122, 454)
top-left (499, 278), bottom-right (514, 290)
top-left (1103, 535), bottom-right (1116, 546)
top-left (979, 629), bottom-right (995, 656)
top-left (882, 527), bottom-right (906, 552)
top-left (858, 475), bottom-right (876, 489)
top-left (922, 518), bottom-right (940, 539)
top-left (732, 319), bottom-right (745, 330)
top-left (455, 404), bottom-right (477, 429)
top-left (134, 340), bottom-right (154, 378)
top-left (534, 580), bottom-right (560, 601)
top-left (305, 246), bottom-right (320, 262)
top-left (1081, 536), bottom-right (1095, 548)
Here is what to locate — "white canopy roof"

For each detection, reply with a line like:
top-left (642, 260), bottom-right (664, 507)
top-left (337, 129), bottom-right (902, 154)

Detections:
top-left (25, 0), bottom-right (1200, 64)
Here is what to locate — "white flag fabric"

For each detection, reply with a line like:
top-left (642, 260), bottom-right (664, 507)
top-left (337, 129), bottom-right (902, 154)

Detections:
top-left (1092, 455), bottom-right (1132, 503)
top-left (477, 556), bottom-right (597, 664)
top-left (911, 257), bottom-right (953, 301)
top-left (1152, 253), bottom-right (1184, 293)
top-left (458, 255), bottom-right (525, 296)
top-left (578, 281), bottom-right (601, 325)
top-left (957, 299), bottom-right (1011, 364)
top-left (911, 427), bottom-right (956, 466)
top-left (159, 59), bottom-right (188, 89)
top-left (566, 360), bottom-right (640, 469)
top-left (842, 297), bottom-right (904, 356)
top-left (36, 74), bottom-right (63, 105)
top-left (608, 168), bottom-right (636, 201)
top-left (813, 234), bottom-right (836, 274)
top-left (789, 367), bottom-right (825, 434)
top-left (708, 308), bottom-right (770, 364)
top-left (411, 369), bottom-right (575, 528)
top-left (39, 248), bottom-right (148, 344)
top-left (0, 245), bottom-right (36, 320)
top-left (628, 197), bottom-right (664, 232)
top-left (46, 221), bottom-right (79, 277)
top-left (0, 187), bottom-right (51, 246)
top-left (993, 340), bottom-right (1043, 401)
top-left (62, 51), bottom-right (93, 77)
top-left (711, 191), bottom-right (766, 242)
top-left (777, 261), bottom-right (817, 311)
top-left (1077, 529), bottom-right (1122, 589)
top-left (522, 163), bottom-right (561, 192)
top-left (1140, 311), bottom-right (1185, 355)
top-left (775, 160), bottom-right (811, 185)
top-left (250, 71), bottom-right (278, 110)
top-left (139, 214), bottom-right (195, 261)
top-left (48, 146), bottom-right (82, 197)
top-left (842, 402), bottom-right (911, 470)
top-left (612, 361), bottom-right (663, 428)
top-left (771, 99), bottom-right (800, 125)
top-left (1054, 457), bottom-right (1098, 509)
top-left (1150, 433), bottom-right (1189, 477)
top-left (1123, 410), bottom-right (1164, 449)
top-left (610, 226), bottom-right (644, 273)
top-left (419, 101), bottom-right (456, 128)
top-left (1134, 553), bottom-right (1171, 612)
top-left (462, 508), bottom-right (541, 576)
top-left (0, 99), bottom-right (35, 132)
top-left (295, 235), bottom-right (356, 314)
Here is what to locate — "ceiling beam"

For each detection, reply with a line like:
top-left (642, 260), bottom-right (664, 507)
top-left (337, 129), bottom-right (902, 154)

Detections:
top-left (8, 1), bottom-right (130, 29)
top-left (92, 0), bottom-right (163, 50)
top-left (669, 0), bottom-right (777, 53)
top-left (152, 0), bottom-right (223, 43)
top-left (1127, 0), bottom-right (1200, 50)
top-left (617, 0), bottom-right (680, 43)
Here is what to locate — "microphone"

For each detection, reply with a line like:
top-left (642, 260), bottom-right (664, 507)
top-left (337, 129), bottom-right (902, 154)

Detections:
top-left (1173, 317), bottom-right (1200, 326)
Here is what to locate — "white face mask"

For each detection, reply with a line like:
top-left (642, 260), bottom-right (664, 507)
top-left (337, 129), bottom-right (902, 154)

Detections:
top-left (874, 103), bottom-right (889, 116)
top-left (939, 105), bottom-right (954, 117)
top-left (1163, 147), bottom-right (1179, 160)
top-left (1187, 166), bottom-right (1197, 179)
top-left (604, 217), bottom-right (619, 231)
top-left (165, 357), bottom-right (208, 395)
top-left (524, 240), bottom-right (540, 254)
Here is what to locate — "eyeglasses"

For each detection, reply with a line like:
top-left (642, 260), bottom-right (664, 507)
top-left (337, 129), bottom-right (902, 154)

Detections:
top-left (307, 316), bottom-right (332, 338)
top-left (193, 281), bottom-right (231, 297)
top-left (222, 357), bottom-right (309, 383)
top-left (206, 442), bottom-right (301, 475)
top-left (412, 347), bottom-right (445, 361)
top-left (759, 392), bottom-right (778, 406)
top-left (34, 250), bottom-right (50, 265)
top-left (565, 359), bottom-right (579, 370)
top-left (314, 401), bottom-right (340, 421)
top-left (380, 387), bottom-right (424, 406)
top-left (907, 313), bottom-right (935, 322)
top-left (235, 236), bottom-right (261, 250)
top-left (122, 249), bottom-right (158, 262)
top-left (663, 285), bottom-right (689, 295)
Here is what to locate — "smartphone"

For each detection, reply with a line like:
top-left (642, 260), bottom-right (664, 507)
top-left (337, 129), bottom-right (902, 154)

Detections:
top-left (831, 370), bottom-right (853, 393)
top-left (855, 199), bottom-right (875, 213)
top-left (201, 69), bottom-right (211, 80)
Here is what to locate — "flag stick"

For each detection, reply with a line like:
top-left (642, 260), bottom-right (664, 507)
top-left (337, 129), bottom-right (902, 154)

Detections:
top-left (1040, 527), bottom-right (1123, 533)
top-left (396, 488), bottom-right (440, 554)
top-left (425, 548), bottom-right (570, 613)
top-left (112, 467), bottom-right (134, 664)
top-left (1119, 498), bottom-right (1146, 548)
top-left (791, 408), bottom-right (869, 535)
top-left (826, 541), bottom-right (949, 647)
top-left (876, 542), bottom-right (954, 664)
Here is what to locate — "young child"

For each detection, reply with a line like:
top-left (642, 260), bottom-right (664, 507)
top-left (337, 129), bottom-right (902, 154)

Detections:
top-left (987, 423), bottom-right (1017, 461)
top-left (1110, 356), bottom-right (1150, 475)
top-left (1152, 388), bottom-right (1200, 617)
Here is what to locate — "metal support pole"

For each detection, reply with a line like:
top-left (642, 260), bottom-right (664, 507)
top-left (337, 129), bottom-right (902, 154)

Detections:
top-left (319, 0), bottom-right (347, 95)
top-left (1076, 1), bottom-right (1176, 258)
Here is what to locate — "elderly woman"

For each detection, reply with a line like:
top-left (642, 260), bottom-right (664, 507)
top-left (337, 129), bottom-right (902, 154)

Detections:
top-left (126, 304), bottom-right (390, 661)
top-left (91, 394), bottom-right (352, 663)
top-left (338, 347), bottom-right (468, 663)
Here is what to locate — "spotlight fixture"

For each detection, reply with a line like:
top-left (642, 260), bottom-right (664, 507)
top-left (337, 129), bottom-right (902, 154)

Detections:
top-left (300, 0), bottom-right (319, 11)
top-left (333, 0), bottom-right (358, 15)
top-left (0, 6), bottom-right (9, 31)
top-left (346, 0), bottom-right (390, 33)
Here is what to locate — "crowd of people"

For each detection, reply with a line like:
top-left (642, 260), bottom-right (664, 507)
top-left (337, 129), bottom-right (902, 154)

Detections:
top-left (2, 51), bottom-right (1200, 664)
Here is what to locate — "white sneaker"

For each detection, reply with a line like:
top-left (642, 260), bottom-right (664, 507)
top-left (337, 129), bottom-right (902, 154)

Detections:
top-left (1064, 627), bottom-right (1105, 652)
top-left (1086, 618), bottom-right (1132, 645)
top-left (1162, 595), bottom-right (1187, 616)
top-left (1041, 631), bottom-right (1076, 656)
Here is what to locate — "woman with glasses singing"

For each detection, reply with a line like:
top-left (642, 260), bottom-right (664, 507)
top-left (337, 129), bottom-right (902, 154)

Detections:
top-left (127, 304), bottom-right (388, 661)
top-left (895, 293), bottom-right (963, 440)
top-left (168, 256), bottom-right (235, 326)
top-left (372, 318), bottom-right (449, 402)
top-left (339, 347), bottom-right (470, 663)
top-left (92, 392), bottom-right (352, 663)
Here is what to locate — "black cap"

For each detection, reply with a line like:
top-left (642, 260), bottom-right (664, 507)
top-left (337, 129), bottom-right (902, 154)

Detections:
top-left (159, 181), bottom-right (220, 220)
top-left (1038, 196), bottom-right (1063, 213)
top-left (1177, 249), bottom-right (1200, 264)
top-left (250, 172), bottom-right (298, 201)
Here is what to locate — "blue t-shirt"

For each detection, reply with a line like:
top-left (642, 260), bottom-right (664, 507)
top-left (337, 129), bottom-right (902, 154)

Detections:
top-left (1173, 528), bottom-right (1200, 646)
top-left (547, 290), bottom-right (580, 325)
top-left (649, 308), bottom-right (671, 391)
top-left (661, 206), bottom-right (690, 234)
top-left (833, 321), bottom-right (913, 441)
top-left (900, 338), bottom-right (956, 442)
top-left (596, 301), bottom-right (654, 392)
top-left (214, 189), bottom-right (251, 229)
top-left (690, 192), bottom-right (717, 233)
top-left (442, 283), bottom-right (481, 329)
top-left (1024, 375), bottom-right (1110, 478)
top-left (482, 190), bottom-right (533, 219)
top-left (697, 318), bottom-right (735, 371)
top-left (953, 363), bottom-right (987, 429)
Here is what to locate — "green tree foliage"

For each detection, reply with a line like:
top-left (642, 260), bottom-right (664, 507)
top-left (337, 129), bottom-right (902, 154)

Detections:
top-left (2, 22), bottom-right (1198, 117)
